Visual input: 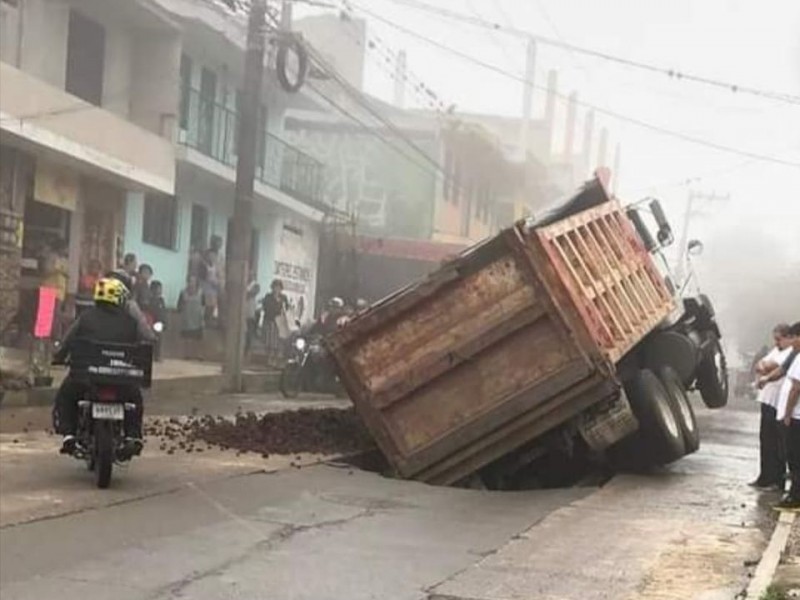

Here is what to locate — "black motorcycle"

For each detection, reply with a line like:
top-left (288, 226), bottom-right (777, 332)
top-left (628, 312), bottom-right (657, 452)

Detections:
top-left (54, 340), bottom-right (153, 489)
top-left (280, 333), bottom-right (346, 398)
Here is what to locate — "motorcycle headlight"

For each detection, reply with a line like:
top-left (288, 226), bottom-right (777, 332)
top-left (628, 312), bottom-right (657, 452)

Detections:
top-left (152, 321), bottom-right (164, 333)
top-left (295, 338), bottom-right (307, 351)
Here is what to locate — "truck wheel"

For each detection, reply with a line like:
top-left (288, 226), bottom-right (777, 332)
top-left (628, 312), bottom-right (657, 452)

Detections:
top-left (696, 336), bottom-right (728, 409)
top-left (657, 366), bottom-right (700, 454)
top-left (623, 369), bottom-right (686, 465)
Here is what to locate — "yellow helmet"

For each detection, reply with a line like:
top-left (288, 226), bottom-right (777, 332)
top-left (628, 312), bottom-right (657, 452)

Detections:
top-left (93, 277), bottom-right (128, 306)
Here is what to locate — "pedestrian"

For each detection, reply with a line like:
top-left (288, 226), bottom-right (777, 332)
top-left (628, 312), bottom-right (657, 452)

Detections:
top-left (200, 237), bottom-right (224, 327)
top-left (40, 238), bottom-right (69, 338)
top-left (261, 279), bottom-right (289, 367)
top-left (134, 264), bottom-right (154, 323)
top-left (177, 275), bottom-right (205, 360)
top-left (149, 280), bottom-right (167, 362)
top-left (76, 258), bottom-right (103, 318)
top-left (750, 324), bottom-right (793, 489)
top-left (245, 276), bottom-right (261, 355)
top-left (774, 322), bottom-right (800, 510)
top-left (122, 253), bottom-right (138, 282)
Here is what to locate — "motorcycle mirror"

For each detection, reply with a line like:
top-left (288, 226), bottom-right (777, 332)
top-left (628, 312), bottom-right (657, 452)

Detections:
top-left (153, 322), bottom-right (164, 333)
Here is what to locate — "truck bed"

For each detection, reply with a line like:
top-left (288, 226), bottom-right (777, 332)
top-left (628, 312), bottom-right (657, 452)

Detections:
top-left (326, 178), bottom-right (675, 485)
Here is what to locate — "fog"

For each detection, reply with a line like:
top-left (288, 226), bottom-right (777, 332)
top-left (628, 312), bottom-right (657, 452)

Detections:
top-left (298, 0), bottom-right (800, 362)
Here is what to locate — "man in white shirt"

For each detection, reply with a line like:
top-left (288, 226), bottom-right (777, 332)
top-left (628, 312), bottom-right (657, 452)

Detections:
top-left (751, 324), bottom-right (793, 489)
top-left (774, 322), bottom-right (800, 510)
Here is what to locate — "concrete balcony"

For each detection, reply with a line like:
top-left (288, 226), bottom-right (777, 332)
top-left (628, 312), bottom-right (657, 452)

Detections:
top-left (0, 62), bottom-right (175, 194)
top-left (177, 87), bottom-right (326, 219)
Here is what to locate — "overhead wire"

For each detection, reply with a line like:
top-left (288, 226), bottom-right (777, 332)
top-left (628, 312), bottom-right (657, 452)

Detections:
top-left (368, 0), bottom-right (800, 106)
top-left (345, 1), bottom-right (800, 169)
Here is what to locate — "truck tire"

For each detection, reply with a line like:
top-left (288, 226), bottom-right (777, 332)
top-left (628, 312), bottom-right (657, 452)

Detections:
top-left (696, 336), bottom-right (728, 409)
top-left (623, 369), bottom-right (686, 465)
top-left (657, 366), bottom-right (700, 454)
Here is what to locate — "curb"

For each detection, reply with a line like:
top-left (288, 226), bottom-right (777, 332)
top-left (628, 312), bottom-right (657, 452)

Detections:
top-left (746, 510), bottom-right (797, 598)
top-left (1, 371), bottom-right (281, 408)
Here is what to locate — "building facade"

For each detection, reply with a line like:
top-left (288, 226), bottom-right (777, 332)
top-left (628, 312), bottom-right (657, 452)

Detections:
top-left (0, 0), bottom-right (326, 346)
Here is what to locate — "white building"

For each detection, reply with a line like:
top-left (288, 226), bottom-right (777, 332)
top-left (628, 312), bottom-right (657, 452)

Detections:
top-left (0, 0), bottom-right (324, 334)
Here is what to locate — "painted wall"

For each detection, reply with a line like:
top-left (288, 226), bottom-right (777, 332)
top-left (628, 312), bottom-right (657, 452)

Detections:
top-left (123, 191), bottom-right (192, 307)
top-left (18, 0), bottom-right (70, 88)
top-left (285, 126), bottom-right (437, 241)
top-left (129, 31), bottom-right (181, 138)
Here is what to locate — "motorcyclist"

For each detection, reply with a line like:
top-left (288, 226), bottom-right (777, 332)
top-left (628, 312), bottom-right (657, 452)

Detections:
top-left (53, 276), bottom-right (149, 456)
top-left (307, 297), bottom-right (345, 337)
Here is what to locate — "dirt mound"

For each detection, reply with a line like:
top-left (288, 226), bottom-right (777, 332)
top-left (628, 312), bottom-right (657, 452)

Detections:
top-left (145, 408), bottom-right (375, 457)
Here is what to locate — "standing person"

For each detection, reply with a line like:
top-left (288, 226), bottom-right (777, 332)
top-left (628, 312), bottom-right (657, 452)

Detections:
top-left (122, 253), bottom-right (138, 282)
top-left (40, 238), bottom-right (69, 338)
top-left (134, 264), bottom-right (154, 324)
top-left (200, 238), bottom-right (224, 327)
top-left (244, 276), bottom-right (261, 355)
top-left (751, 324), bottom-right (793, 489)
top-left (774, 322), bottom-right (800, 510)
top-left (177, 276), bottom-right (205, 360)
top-left (149, 280), bottom-right (167, 362)
top-left (261, 279), bottom-right (289, 367)
top-left (76, 258), bottom-right (103, 318)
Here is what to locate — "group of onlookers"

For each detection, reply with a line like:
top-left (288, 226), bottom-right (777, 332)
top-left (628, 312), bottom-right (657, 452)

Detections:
top-left (752, 321), bottom-right (800, 511)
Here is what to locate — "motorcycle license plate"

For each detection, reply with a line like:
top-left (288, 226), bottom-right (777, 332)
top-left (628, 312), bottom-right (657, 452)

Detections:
top-left (92, 403), bottom-right (124, 420)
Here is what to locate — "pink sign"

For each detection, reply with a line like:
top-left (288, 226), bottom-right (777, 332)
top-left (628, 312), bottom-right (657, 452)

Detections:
top-left (34, 287), bottom-right (58, 339)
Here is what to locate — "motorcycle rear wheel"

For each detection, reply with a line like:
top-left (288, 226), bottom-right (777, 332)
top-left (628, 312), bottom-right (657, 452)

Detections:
top-left (94, 422), bottom-right (114, 489)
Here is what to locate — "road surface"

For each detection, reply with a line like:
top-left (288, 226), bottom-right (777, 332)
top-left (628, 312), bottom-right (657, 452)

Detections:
top-left (0, 395), bottom-right (778, 600)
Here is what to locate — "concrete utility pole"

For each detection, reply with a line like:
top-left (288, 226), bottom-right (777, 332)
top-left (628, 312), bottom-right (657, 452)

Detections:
top-left (518, 38), bottom-right (537, 158)
top-left (224, 0), bottom-right (267, 390)
top-left (675, 189), bottom-right (729, 284)
top-left (393, 49), bottom-right (407, 108)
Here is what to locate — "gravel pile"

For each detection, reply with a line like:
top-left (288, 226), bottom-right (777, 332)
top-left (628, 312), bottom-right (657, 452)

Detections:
top-left (144, 408), bottom-right (374, 458)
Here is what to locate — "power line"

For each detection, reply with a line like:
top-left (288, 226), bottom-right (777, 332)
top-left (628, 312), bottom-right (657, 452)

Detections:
top-left (346, 1), bottom-right (800, 169)
top-left (368, 0), bottom-right (800, 106)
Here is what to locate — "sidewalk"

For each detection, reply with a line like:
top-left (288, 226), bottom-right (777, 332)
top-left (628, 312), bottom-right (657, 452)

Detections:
top-left (1, 346), bottom-right (279, 407)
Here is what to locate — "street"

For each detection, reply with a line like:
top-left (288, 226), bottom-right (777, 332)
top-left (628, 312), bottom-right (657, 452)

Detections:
top-left (0, 393), bottom-right (782, 600)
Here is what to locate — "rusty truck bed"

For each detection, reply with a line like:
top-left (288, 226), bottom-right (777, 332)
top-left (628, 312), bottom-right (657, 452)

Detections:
top-left (326, 178), bottom-right (675, 485)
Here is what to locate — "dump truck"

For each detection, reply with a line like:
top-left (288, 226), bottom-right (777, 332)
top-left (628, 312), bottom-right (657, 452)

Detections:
top-left (325, 172), bottom-right (728, 486)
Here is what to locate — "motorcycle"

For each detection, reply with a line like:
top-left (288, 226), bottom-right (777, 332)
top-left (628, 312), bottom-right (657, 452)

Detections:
top-left (280, 333), bottom-right (346, 398)
top-left (54, 339), bottom-right (153, 489)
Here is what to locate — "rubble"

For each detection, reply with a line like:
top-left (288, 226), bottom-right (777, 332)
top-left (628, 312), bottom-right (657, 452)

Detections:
top-left (144, 408), bottom-right (374, 457)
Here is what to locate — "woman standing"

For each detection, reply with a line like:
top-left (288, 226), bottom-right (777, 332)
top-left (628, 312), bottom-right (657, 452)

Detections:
top-left (261, 279), bottom-right (289, 367)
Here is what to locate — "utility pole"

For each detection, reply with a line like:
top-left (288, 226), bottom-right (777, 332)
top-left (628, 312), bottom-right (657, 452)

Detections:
top-left (518, 38), bottom-right (537, 158)
top-left (224, 0), bottom-right (267, 391)
top-left (675, 189), bottom-right (729, 284)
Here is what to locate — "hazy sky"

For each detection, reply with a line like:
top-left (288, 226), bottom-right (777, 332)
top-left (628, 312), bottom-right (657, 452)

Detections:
top-left (299, 0), bottom-right (800, 241)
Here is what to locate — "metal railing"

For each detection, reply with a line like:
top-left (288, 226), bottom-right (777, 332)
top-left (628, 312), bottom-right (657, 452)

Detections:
top-left (179, 87), bottom-right (324, 206)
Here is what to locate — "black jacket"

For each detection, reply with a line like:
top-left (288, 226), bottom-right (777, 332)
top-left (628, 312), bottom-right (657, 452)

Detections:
top-left (55, 304), bottom-right (141, 362)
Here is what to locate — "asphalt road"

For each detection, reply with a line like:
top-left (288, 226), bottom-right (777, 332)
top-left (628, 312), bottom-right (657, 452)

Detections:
top-left (0, 395), bottom-right (777, 600)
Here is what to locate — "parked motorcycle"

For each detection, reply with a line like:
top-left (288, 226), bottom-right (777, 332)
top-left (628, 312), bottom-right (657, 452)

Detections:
top-left (53, 340), bottom-right (153, 489)
top-left (280, 334), bottom-right (346, 398)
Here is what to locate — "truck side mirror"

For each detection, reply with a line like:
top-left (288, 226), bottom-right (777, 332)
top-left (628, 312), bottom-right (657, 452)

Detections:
top-left (649, 200), bottom-right (674, 247)
top-left (687, 239), bottom-right (704, 256)
top-left (626, 209), bottom-right (657, 252)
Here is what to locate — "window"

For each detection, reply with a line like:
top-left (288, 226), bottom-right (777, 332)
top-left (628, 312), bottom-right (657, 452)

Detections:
top-left (198, 68), bottom-right (217, 154)
top-left (143, 194), bottom-right (178, 250)
top-left (189, 203), bottom-right (208, 251)
top-left (65, 10), bottom-right (105, 106)
top-left (179, 54), bottom-right (193, 130)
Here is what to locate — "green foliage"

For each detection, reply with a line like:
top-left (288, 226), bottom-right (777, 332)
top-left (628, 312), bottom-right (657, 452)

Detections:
top-left (760, 584), bottom-right (788, 600)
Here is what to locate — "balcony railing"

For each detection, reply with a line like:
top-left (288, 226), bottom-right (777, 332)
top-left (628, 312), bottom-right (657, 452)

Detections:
top-left (179, 87), bottom-right (324, 206)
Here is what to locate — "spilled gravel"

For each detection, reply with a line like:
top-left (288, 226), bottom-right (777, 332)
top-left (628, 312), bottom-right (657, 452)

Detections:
top-left (144, 408), bottom-right (375, 458)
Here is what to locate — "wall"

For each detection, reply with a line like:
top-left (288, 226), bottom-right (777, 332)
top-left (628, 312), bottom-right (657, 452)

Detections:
top-left (130, 30), bottom-right (181, 138)
top-left (285, 125), bottom-right (437, 240)
top-left (123, 191), bottom-right (192, 307)
top-left (0, 62), bottom-right (176, 195)
top-left (18, 0), bottom-right (70, 88)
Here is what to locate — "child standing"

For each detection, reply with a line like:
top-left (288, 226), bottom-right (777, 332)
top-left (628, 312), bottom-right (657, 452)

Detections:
top-left (177, 276), bottom-right (205, 360)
